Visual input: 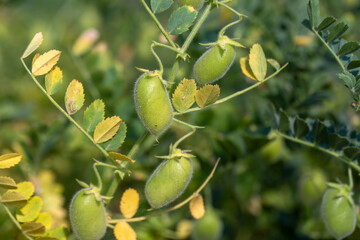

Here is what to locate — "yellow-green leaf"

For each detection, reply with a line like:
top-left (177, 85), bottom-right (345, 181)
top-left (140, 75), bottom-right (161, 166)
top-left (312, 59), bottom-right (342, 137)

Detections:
top-left (189, 194), bottom-right (205, 219)
top-left (120, 188), bottom-right (140, 218)
top-left (65, 79), bottom-right (85, 115)
top-left (22, 32), bottom-right (43, 59)
top-left (9, 181), bottom-right (34, 199)
top-left (109, 152), bottom-right (135, 163)
top-left (46, 226), bottom-right (67, 240)
top-left (32, 53), bottom-right (40, 66)
top-left (32, 50), bottom-right (61, 76)
top-left (45, 66), bottom-right (63, 95)
top-left (72, 29), bottom-right (99, 56)
top-left (93, 116), bottom-right (122, 143)
top-left (240, 57), bottom-right (257, 80)
top-left (249, 43), bottom-right (267, 81)
top-left (0, 176), bottom-right (17, 189)
top-left (195, 84), bottom-right (220, 108)
top-left (0, 153), bottom-right (22, 169)
top-left (267, 58), bottom-right (280, 71)
top-left (16, 196), bottom-right (43, 222)
top-left (35, 212), bottom-right (52, 231)
top-left (1, 191), bottom-right (27, 207)
top-left (114, 222), bottom-right (137, 240)
top-left (21, 222), bottom-right (46, 237)
top-left (172, 78), bottom-right (197, 112)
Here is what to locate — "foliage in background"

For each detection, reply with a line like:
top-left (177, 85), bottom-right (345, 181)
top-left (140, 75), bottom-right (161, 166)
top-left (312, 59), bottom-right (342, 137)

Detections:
top-left (1, 0), bottom-right (360, 239)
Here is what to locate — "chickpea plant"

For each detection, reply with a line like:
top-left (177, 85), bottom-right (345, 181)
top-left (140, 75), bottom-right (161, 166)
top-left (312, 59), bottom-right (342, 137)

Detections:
top-left (0, 0), bottom-right (290, 239)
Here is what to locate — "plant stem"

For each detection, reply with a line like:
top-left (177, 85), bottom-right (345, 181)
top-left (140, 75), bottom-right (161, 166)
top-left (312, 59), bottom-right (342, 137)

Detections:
top-left (0, 203), bottom-right (33, 240)
top-left (216, 1), bottom-right (247, 19)
top-left (151, 42), bottom-right (164, 74)
top-left (175, 63), bottom-right (288, 115)
top-left (277, 132), bottom-right (360, 172)
top-left (180, 4), bottom-right (213, 55)
top-left (20, 59), bottom-right (116, 165)
top-left (168, 3), bottom-right (213, 84)
top-left (312, 28), bottom-right (346, 72)
top-left (105, 131), bottom-right (149, 198)
top-left (108, 158), bottom-right (220, 223)
top-left (139, 0), bottom-right (177, 49)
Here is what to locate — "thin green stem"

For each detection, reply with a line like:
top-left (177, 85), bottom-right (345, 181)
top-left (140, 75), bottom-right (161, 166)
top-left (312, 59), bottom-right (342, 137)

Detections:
top-left (312, 28), bottom-right (346, 72)
top-left (139, 0), bottom-right (176, 48)
top-left (277, 132), bottom-right (360, 172)
top-left (172, 128), bottom-right (195, 150)
top-left (218, 18), bottom-right (242, 38)
top-left (348, 168), bottom-right (353, 189)
top-left (20, 58), bottom-right (115, 165)
top-left (168, 3), bottom-right (213, 84)
top-left (180, 4), bottom-right (213, 54)
top-left (152, 41), bottom-right (181, 54)
top-left (0, 203), bottom-right (33, 240)
top-left (105, 131), bottom-right (149, 199)
top-left (151, 42), bottom-right (164, 74)
top-left (108, 158), bottom-right (220, 223)
top-left (216, 1), bottom-right (247, 19)
top-left (93, 163), bottom-right (103, 191)
top-left (175, 63), bottom-right (288, 115)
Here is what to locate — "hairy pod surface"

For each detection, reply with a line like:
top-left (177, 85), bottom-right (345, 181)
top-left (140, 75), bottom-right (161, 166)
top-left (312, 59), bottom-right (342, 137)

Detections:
top-left (69, 188), bottom-right (107, 240)
top-left (193, 43), bottom-right (235, 85)
top-left (321, 187), bottom-right (356, 240)
top-left (134, 72), bottom-right (173, 136)
top-left (178, 0), bottom-right (204, 10)
top-left (192, 208), bottom-right (223, 240)
top-left (145, 155), bottom-right (193, 208)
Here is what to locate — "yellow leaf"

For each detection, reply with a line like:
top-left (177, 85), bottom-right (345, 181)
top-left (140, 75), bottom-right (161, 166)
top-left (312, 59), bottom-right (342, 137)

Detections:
top-left (172, 78), bottom-right (197, 112)
top-left (93, 116), bottom-right (122, 143)
top-left (114, 222), bottom-right (137, 240)
top-left (16, 196), bottom-right (43, 222)
top-left (72, 29), bottom-right (99, 56)
top-left (0, 153), bottom-right (22, 169)
top-left (65, 79), bottom-right (85, 115)
top-left (195, 84), bottom-right (220, 108)
top-left (32, 53), bottom-right (40, 66)
top-left (1, 191), bottom-right (27, 207)
top-left (45, 66), bottom-right (63, 95)
top-left (22, 32), bottom-right (43, 59)
top-left (0, 176), bottom-right (17, 189)
top-left (240, 57), bottom-right (257, 80)
top-left (109, 152), bottom-right (135, 163)
top-left (32, 50), bottom-right (61, 76)
top-left (120, 188), bottom-right (139, 218)
top-left (249, 43), bottom-right (267, 81)
top-left (21, 222), bottom-right (46, 237)
top-left (189, 194), bottom-right (205, 219)
top-left (10, 181), bottom-right (35, 199)
top-left (35, 212), bottom-right (52, 231)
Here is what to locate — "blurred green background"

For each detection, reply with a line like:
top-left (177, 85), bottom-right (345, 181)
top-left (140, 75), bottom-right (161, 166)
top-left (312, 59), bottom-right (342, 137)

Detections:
top-left (1, 0), bottom-right (360, 239)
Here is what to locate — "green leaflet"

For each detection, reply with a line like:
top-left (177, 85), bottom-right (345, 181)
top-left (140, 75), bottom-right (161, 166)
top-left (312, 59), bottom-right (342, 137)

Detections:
top-left (151, 0), bottom-right (173, 13)
top-left (83, 99), bottom-right (105, 133)
top-left (168, 6), bottom-right (197, 35)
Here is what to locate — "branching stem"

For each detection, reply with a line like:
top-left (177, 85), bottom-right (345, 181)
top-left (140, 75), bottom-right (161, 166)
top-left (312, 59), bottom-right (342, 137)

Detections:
top-left (20, 59), bottom-right (116, 165)
top-left (175, 63), bottom-right (288, 115)
top-left (139, 0), bottom-right (177, 48)
top-left (0, 202), bottom-right (33, 240)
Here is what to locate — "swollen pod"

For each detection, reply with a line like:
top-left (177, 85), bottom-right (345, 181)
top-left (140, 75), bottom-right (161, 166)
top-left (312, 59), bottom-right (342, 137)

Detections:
top-left (134, 71), bottom-right (173, 136)
top-left (145, 150), bottom-right (193, 208)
